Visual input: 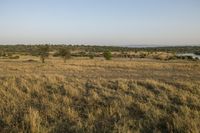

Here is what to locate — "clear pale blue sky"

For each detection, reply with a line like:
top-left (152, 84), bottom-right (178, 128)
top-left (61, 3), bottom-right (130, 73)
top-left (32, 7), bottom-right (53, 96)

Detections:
top-left (0, 0), bottom-right (200, 45)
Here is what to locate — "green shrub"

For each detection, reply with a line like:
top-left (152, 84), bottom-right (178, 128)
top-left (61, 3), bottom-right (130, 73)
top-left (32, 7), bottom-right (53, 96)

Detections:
top-left (139, 53), bottom-right (147, 58)
top-left (194, 51), bottom-right (200, 55)
top-left (103, 51), bottom-right (112, 60)
top-left (88, 52), bottom-right (95, 59)
top-left (38, 45), bottom-right (49, 63)
top-left (0, 51), bottom-right (6, 57)
top-left (77, 51), bottom-right (86, 57)
top-left (58, 48), bottom-right (71, 62)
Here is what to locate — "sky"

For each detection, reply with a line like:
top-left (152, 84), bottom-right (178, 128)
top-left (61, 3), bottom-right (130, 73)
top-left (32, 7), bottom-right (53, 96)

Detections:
top-left (0, 0), bottom-right (200, 46)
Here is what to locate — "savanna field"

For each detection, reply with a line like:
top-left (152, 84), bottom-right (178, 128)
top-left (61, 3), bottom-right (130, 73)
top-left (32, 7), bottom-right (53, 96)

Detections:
top-left (0, 55), bottom-right (200, 133)
top-left (1, 0), bottom-right (200, 132)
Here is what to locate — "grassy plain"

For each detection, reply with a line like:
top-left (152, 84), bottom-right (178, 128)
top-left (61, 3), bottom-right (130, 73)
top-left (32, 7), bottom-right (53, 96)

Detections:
top-left (0, 56), bottom-right (200, 133)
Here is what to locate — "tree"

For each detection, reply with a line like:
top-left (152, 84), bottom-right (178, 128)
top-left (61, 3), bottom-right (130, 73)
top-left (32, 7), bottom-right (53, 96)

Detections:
top-left (103, 51), bottom-right (112, 60)
top-left (88, 52), bottom-right (95, 59)
top-left (195, 51), bottom-right (200, 55)
top-left (58, 48), bottom-right (71, 63)
top-left (38, 45), bottom-right (49, 63)
top-left (0, 50), bottom-right (6, 57)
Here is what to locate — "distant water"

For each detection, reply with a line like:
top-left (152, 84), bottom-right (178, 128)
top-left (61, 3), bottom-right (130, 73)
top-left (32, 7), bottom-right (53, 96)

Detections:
top-left (177, 53), bottom-right (200, 59)
top-left (122, 44), bottom-right (200, 48)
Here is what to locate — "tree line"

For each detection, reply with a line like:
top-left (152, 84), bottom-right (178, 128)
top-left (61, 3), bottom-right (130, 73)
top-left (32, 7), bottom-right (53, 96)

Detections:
top-left (0, 44), bottom-right (200, 62)
top-left (0, 44), bottom-right (200, 53)
top-left (37, 45), bottom-right (112, 63)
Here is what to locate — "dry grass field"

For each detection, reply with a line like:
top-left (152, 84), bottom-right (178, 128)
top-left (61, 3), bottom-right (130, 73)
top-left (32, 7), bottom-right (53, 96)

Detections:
top-left (0, 56), bottom-right (200, 133)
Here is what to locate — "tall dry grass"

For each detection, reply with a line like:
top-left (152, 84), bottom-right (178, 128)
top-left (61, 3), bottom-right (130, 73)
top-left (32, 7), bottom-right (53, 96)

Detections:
top-left (0, 57), bottom-right (200, 132)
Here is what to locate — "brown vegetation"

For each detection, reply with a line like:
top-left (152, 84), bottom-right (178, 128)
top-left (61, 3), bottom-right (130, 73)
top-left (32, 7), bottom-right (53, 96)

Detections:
top-left (0, 57), bottom-right (200, 132)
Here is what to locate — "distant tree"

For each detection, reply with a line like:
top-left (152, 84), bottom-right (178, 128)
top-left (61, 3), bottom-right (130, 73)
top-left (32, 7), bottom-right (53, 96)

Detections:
top-left (7, 52), bottom-right (12, 57)
top-left (78, 51), bottom-right (86, 57)
top-left (103, 51), bottom-right (112, 60)
top-left (38, 45), bottom-right (49, 63)
top-left (58, 48), bottom-right (71, 62)
top-left (0, 50), bottom-right (6, 57)
top-left (88, 52), bottom-right (95, 59)
top-left (195, 51), bottom-right (200, 55)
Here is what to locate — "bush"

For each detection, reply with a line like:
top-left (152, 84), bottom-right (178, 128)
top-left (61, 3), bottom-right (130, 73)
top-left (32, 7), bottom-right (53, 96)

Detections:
top-left (88, 52), bottom-right (95, 59)
top-left (38, 45), bottom-right (49, 63)
top-left (0, 51), bottom-right (6, 57)
top-left (168, 56), bottom-right (177, 60)
top-left (58, 48), bottom-right (71, 62)
top-left (103, 51), bottom-right (112, 60)
top-left (139, 53), bottom-right (147, 58)
top-left (185, 56), bottom-right (193, 60)
top-left (194, 51), bottom-right (200, 55)
top-left (25, 59), bottom-right (38, 62)
top-left (78, 51), bottom-right (86, 57)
